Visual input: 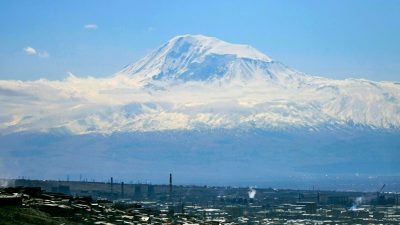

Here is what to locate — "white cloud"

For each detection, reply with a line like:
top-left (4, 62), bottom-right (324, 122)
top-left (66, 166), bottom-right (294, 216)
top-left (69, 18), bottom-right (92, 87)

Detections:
top-left (38, 51), bottom-right (49, 58)
top-left (23, 46), bottom-right (49, 58)
top-left (0, 70), bottom-right (399, 135)
top-left (84, 24), bottom-right (98, 30)
top-left (147, 26), bottom-right (155, 32)
top-left (23, 46), bottom-right (37, 55)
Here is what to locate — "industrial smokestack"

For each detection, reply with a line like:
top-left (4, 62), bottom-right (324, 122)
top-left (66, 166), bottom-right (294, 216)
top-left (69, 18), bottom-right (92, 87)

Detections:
top-left (121, 182), bottom-right (124, 197)
top-left (169, 173), bottom-right (172, 198)
top-left (110, 177), bottom-right (113, 192)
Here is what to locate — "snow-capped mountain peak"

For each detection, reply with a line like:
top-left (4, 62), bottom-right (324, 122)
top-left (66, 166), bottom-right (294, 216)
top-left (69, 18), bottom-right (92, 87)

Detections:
top-left (115, 34), bottom-right (274, 84)
top-left (166, 34), bottom-right (272, 62)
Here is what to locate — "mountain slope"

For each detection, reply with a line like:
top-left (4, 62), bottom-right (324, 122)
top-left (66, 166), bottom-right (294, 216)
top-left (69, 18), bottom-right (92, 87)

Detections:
top-left (0, 34), bottom-right (399, 134)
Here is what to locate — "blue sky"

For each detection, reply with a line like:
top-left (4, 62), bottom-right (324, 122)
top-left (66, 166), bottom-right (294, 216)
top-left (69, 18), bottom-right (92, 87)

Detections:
top-left (0, 0), bottom-right (399, 81)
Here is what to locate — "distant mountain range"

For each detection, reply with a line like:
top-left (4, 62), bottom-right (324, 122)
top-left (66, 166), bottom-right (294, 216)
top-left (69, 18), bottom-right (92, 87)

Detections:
top-left (0, 35), bottom-right (399, 189)
top-left (0, 34), bottom-right (399, 134)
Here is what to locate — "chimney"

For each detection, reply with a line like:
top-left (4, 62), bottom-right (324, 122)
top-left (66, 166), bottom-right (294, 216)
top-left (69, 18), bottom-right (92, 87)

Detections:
top-left (169, 173), bottom-right (172, 197)
top-left (110, 177), bottom-right (113, 192)
top-left (121, 182), bottom-right (124, 197)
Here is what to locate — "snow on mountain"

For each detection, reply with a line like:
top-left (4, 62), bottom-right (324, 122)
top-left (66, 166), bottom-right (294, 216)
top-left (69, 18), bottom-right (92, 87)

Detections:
top-left (0, 34), bottom-right (399, 134)
top-left (115, 34), bottom-right (272, 84)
